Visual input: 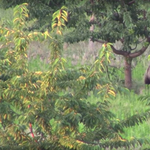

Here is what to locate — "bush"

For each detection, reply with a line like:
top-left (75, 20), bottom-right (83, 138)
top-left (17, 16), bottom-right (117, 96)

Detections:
top-left (0, 3), bottom-right (150, 150)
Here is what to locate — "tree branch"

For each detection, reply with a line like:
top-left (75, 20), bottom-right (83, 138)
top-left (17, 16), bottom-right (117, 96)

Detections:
top-left (111, 38), bottom-right (150, 58)
top-left (129, 37), bottom-right (150, 58)
top-left (129, 45), bottom-right (149, 58)
top-left (110, 45), bottom-right (130, 56)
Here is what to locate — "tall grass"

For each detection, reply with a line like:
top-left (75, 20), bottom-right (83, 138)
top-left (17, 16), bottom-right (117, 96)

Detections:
top-left (110, 91), bottom-right (150, 139)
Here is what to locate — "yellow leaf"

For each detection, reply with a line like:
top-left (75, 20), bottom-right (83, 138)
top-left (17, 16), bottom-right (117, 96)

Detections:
top-left (23, 3), bottom-right (28, 6)
top-left (36, 80), bottom-right (42, 83)
top-left (23, 13), bottom-right (29, 18)
top-left (102, 43), bottom-right (107, 48)
top-left (108, 90), bottom-right (116, 97)
top-left (35, 71), bottom-right (42, 75)
top-left (119, 136), bottom-right (126, 142)
top-left (57, 30), bottom-right (62, 35)
top-left (77, 76), bottom-right (86, 81)
top-left (4, 114), bottom-right (7, 119)
top-left (5, 30), bottom-right (10, 37)
top-left (94, 59), bottom-right (99, 64)
top-left (52, 23), bottom-right (57, 29)
top-left (62, 15), bottom-right (68, 22)
top-left (50, 87), bottom-right (54, 91)
top-left (76, 140), bottom-right (84, 144)
top-left (25, 83), bottom-right (28, 87)
top-left (33, 84), bottom-right (37, 88)
top-left (13, 18), bottom-right (20, 23)
top-left (95, 83), bottom-right (101, 89)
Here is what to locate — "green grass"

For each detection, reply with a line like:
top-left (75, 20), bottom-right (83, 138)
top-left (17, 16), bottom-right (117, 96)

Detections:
top-left (133, 61), bottom-right (146, 81)
top-left (0, 8), bottom-right (14, 28)
top-left (28, 56), bottom-right (49, 72)
top-left (110, 91), bottom-right (150, 140)
top-left (86, 90), bottom-right (150, 149)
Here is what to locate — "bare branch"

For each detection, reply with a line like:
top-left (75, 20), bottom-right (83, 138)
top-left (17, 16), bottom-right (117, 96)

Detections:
top-left (128, 37), bottom-right (150, 58)
top-left (129, 45), bottom-right (149, 58)
top-left (129, 43), bottom-right (137, 51)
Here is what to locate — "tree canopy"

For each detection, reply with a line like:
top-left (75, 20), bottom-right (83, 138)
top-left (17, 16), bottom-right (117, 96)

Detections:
top-left (65, 0), bottom-right (150, 89)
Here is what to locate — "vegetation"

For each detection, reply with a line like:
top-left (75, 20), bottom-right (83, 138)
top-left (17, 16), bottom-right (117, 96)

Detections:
top-left (0, 0), bottom-right (65, 32)
top-left (1, 2), bottom-right (150, 150)
top-left (63, 0), bottom-right (150, 89)
top-left (2, 0), bottom-right (150, 89)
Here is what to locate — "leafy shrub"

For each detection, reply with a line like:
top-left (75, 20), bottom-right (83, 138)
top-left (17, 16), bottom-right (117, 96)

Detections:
top-left (0, 3), bottom-right (150, 150)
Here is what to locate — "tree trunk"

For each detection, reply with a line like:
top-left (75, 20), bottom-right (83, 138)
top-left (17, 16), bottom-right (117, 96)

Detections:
top-left (110, 43), bottom-right (150, 89)
top-left (124, 57), bottom-right (132, 89)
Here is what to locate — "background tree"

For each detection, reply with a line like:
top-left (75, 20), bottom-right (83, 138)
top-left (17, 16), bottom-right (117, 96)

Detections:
top-left (63, 0), bottom-right (150, 89)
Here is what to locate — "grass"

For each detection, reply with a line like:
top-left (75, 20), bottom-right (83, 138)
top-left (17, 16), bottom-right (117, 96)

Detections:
top-left (28, 56), bottom-right (49, 72)
top-left (86, 90), bottom-right (150, 150)
top-left (0, 8), bottom-right (14, 28)
top-left (88, 89), bottom-right (150, 136)
top-left (110, 91), bottom-right (150, 140)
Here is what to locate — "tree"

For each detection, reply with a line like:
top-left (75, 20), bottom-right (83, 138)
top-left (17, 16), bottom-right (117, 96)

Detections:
top-left (1, 3), bottom-right (150, 150)
top-left (60, 0), bottom-right (150, 89)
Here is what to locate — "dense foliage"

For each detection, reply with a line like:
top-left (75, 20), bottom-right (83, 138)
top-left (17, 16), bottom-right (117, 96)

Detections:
top-left (0, 0), bottom-right (65, 31)
top-left (62, 0), bottom-right (150, 89)
top-left (2, 0), bottom-right (150, 89)
top-left (0, 3), bottom-right (150, 150)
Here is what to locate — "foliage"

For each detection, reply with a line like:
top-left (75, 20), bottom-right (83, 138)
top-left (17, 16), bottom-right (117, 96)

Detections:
top-left (3, 0), bottom-right (149, 89)
top-left (52, 6), bottom-right (68, 35)
top-left (1, 0), bottom-right (66, 31)
top-left (63, 0), bottom-right (150, 89)
top-left (66, 0), bottom-right (150, 88)
top-left (2, 0), bottom-right (150, 42)
top-left (63, 0), bottom-right (150, 44)
top-left (1, 3), bottom-right (150, 150)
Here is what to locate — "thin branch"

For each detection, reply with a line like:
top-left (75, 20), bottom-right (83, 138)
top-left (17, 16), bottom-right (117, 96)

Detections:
top-left (28, 104), bottom-right (37, 143)
top-left (129, 46), bottom-right (149, 58)
top-left (129, 43), bottom-right (137, 51)
top-left (129, 37), bottom-right (150, 58)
